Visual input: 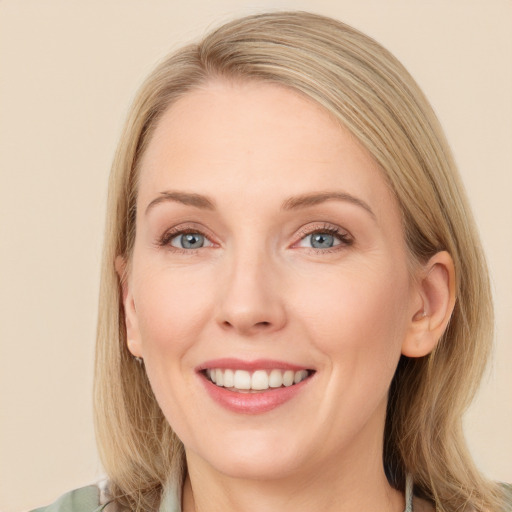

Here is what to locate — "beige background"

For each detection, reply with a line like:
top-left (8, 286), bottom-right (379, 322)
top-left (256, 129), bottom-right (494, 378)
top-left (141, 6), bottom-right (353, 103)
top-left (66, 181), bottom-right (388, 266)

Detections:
top-left (0, 1), bottom-right (510, 511)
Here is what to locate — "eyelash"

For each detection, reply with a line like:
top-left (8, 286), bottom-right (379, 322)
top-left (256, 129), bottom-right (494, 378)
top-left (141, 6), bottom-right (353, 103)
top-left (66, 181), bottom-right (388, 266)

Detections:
top-left (295, 224), bottom-right (353, 253)
top-left (157, 226), bottom-right (213, 254)
top-left (157, 223), bottom-right (353, 254)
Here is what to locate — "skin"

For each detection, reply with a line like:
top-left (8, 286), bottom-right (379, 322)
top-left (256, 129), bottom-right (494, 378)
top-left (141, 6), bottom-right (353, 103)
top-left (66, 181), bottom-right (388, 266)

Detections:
top-left (119, 79), bottom-right (454, 512)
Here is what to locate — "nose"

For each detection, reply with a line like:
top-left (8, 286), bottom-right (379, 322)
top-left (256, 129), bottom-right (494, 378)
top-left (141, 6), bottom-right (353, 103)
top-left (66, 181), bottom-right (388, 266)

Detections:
top-left (215, 248), bottom-right (287, 337)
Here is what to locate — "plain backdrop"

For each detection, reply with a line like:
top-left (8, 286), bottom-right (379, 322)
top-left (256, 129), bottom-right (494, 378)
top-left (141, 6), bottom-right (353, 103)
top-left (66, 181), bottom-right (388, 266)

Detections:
top-left (0, 1), bottom-right (511, 511)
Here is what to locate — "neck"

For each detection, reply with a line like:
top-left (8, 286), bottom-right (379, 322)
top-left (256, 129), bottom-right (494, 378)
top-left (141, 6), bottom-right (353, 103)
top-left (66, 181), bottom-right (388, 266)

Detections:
top-left (182, 447), bottom-right (404, 512)
top-left (181, 399), bottom-right (403, 512)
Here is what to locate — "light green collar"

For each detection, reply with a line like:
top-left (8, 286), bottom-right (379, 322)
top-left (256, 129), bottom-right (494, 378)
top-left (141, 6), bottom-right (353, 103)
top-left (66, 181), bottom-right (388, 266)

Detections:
top-left (159, 479), bottom-right (181, 512)
top-left (158, 473), bottom-right (415, 512)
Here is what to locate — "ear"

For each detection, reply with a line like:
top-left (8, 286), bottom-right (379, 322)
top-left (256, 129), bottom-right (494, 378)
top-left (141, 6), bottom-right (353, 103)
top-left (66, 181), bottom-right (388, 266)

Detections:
top-left (402, 251), bottom-right (456, 358)
top-left (115, 255), bottom-right (143, 358)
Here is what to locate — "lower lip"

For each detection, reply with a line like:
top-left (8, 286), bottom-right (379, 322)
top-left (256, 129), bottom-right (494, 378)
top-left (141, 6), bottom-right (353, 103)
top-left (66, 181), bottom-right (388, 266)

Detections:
top-left (199, 374), bottom-right (312, 414)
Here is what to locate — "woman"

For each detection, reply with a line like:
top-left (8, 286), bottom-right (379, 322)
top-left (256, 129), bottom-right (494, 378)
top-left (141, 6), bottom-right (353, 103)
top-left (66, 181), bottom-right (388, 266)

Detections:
top-left (33, 10), bottom-right (510, 512)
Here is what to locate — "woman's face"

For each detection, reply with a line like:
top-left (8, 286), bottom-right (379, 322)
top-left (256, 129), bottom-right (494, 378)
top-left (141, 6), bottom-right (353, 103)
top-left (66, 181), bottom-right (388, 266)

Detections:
top-left (122, 80), bottom-right (423, 480)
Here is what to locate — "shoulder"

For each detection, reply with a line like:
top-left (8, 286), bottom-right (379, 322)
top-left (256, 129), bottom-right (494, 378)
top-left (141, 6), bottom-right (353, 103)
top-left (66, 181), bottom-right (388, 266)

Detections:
top-left (29, 485), bottom-right (106, 512)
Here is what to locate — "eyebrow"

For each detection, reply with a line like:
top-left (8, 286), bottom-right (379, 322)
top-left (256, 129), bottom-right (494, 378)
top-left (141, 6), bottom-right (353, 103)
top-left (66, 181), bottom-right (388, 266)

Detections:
top-left (281, 191), bottom-right (375, 219)
top-left (145, 191), bottom-right (216, 214)
top-left (145, 190), bottom-right (375, 219)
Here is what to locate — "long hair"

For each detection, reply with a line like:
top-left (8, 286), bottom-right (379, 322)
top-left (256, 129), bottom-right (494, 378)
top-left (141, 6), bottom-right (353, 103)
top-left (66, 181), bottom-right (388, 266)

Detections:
top-left (94, 11), bottom-right (503, 511)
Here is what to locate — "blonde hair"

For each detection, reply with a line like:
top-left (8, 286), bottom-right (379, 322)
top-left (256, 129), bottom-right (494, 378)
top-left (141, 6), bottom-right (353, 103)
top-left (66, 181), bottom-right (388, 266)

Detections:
top-left (94, 11), bottom-right (504, 511)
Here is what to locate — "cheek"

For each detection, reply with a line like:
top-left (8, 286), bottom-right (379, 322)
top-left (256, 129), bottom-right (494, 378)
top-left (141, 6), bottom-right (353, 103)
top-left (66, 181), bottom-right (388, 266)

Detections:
top-left (131, 266), bottom-right (217, 438)
top-left (296, 261), bottom-right (411, 366)
top-left (133, 265), bottom-right (215, 358)
top-left (291, 262), bottom-right (412, 438)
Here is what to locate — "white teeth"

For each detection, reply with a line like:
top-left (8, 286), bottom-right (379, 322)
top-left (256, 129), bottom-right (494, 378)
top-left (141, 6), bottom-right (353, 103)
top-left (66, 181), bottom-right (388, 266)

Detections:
top-left (283, 370), bottom-right (294, 387)
top-left (206, 368), bottom-right (310, 391)
top-left (294, 370), bottom-right (308, 384)
top-left (223, 369), bottom-right (234, 388)
top-left (269, 369), bottom-right (283, 388)
top-left (233, 370), bottom-right (251, 390)
top-left (251, 370), bottom-right (269, 390)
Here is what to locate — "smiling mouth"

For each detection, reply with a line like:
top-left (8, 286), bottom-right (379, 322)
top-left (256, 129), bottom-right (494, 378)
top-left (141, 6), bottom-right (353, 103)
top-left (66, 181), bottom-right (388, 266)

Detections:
top-left (203, 368), bottom-right (314, 392)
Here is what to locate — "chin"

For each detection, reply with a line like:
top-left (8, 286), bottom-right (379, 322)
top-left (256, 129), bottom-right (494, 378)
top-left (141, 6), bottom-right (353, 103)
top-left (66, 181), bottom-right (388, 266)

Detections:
top-left (209, 452), bottom-right (305, 481)
top-left (186, 430), bottom-right (310, 481)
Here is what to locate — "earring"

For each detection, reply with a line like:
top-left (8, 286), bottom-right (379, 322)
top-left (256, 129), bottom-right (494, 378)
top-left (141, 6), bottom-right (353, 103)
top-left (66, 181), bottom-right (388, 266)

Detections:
top-left (127, 339), bottom-right (143, 365)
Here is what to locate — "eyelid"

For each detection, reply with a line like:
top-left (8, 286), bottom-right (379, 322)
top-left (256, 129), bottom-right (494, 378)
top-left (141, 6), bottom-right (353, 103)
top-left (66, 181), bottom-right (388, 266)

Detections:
top-left (156, 221), bottom-right (353, 253)
top-left (292, 222), bottom-right (353, 250)
top-left (157, 223), bottom-right (218, 250)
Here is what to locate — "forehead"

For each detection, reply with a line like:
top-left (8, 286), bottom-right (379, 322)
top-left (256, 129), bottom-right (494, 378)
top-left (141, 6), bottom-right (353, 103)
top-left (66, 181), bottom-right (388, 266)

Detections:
top-left (140, 79), bottom-right (349, 173)
top-left (137, 79), bottom-right (398, 220)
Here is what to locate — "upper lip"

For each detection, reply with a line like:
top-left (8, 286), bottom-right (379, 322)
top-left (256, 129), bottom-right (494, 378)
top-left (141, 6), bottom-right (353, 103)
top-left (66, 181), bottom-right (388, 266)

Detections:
top-left (196, 358), bottom-right (313, 372)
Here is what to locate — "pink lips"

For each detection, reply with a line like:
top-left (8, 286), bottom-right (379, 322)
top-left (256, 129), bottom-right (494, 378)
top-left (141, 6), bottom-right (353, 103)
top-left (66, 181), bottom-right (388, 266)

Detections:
top-left (197, 358), bottom-right (308, 372)
top-left (197, 358), bottom-right (313, 414)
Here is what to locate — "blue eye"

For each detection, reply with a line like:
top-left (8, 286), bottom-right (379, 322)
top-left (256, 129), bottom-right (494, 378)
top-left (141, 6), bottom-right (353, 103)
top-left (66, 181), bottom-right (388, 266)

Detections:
top-left (169, 232), bottom-right (211, 249)
top-left (308, 233), bottom-right (337, 249)
top-left (296, 227), bottom-right (352, 250)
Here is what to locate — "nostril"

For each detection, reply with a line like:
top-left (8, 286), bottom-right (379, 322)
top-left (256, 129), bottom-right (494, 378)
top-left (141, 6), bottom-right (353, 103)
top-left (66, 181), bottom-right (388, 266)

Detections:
top-left (220, 319), bottom-right (272, 332)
